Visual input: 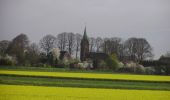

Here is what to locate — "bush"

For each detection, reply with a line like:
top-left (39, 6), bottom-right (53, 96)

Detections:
top-left (105, 54), bottom-right (119, 71)
top-left (153, 66), bottom-right (167, 75)
top-left (136, 65), bottom-right (145, 74)
top-left (118, 62), bottom-right (145, 74)
top-left (98, 60), bottom-right (108, 69)
top-left (0, 56), bottom-right (16, 66)
top-left (145, 67), bottom-right (155, 75)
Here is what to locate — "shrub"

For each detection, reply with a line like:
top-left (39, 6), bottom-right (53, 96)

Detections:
top-left (98, 60), bottom-right (108, 69)
top-left (135, 65), bottom-right (145, 74)
top-left (153, 66), bottom-right (167, 75)
top-left (145, 67), bottom-right (155, 75)
top-left (105, 54), bottom-right (119, 71)
top-left (0, 55), bottom-right (16, 66)
top-left (118, 62), bottom-right (145, 74)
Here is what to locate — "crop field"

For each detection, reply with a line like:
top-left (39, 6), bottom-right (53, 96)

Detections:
top-left (0, 70), bottom-right (170, 82)
top-left (0, 84), bottom-right (170, 100)
top-left (0, 68), bottom-right (170, 100)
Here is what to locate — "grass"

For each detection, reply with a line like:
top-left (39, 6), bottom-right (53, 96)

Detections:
top-left (0, 70), bottom-right (170, 82)
top-left (0, 74), bottom-right (170, 91)
top-left (0, 66), bottom-right (115, 73)
top-left (1, 84), bottom-right (170, 100)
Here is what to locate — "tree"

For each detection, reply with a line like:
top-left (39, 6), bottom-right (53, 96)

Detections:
top-left (105, 53), bottom-right (119, 70)
top-left (39, 34), bottom-right (57, 55)
top-left (57, 32), bottom-right (67, 51)
top-left (0, 40), bottom-right (10, 56)
top-left (95, 37), bottom-right (103, 52)
top-left (110, 37), bottom-right (122, 54)
top-left (89, 37), bottom-right (96, 52)
top-left (25, 43), bottom-right (40, 65)
top-left (102, 38), bottom-right (110, 54)
top-left (75, 33), bottom-right (82, 59)
top-left (102, 37), bottom-right (121, 54)
top-left (125, 37), bottom-right (153, 61)
top-left (67, 32), bottom-right (75, 55)
top-left (6, 33), bottom-right (29, 64)
top-left (164, 51), bottom-right (170, 57)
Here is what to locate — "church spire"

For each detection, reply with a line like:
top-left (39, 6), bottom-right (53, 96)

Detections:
top-left (83, 26), bottom-right (88, 40)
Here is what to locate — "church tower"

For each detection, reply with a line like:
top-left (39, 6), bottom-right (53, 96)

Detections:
top-left (80, 27), bottom-right (89, 61)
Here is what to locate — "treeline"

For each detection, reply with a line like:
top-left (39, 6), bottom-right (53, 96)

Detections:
top-left (0, 32), bottom-right (153, 66)
top-left (40, 32), bottom-right (153, 61)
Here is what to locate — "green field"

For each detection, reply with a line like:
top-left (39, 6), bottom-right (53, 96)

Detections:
top-left (1, 84), bottom-right (170, 100)
top-left (0, 67), bottom-right (170, 100)
top-left (1, 74), bottom-right (170, 91)
top-left (1, 70), bottom-right (170, 82)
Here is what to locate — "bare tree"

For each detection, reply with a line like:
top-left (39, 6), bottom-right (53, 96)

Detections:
top-left (89, 37), bottom-right (96, 52)
top-left (102, 38), bottom-right (110, 54)
top-left (57, 32), bottom-right (67, 51)
top-left (67, 32), bottom-right (75, 55)
top-left (75, 33), bottom-right (82, 59)
top-left (101, 37), bottom-right (123, 58)
top-left (125, 37), bottom-right (153, 61)
top-left (95, 37), bottom-right (103, 52)
top-left (110, 37), bottom-right (122, 55)
top-left (39, 34), bottom-right (57, 55)
top-left (136, 38), bottom-right (153, 61)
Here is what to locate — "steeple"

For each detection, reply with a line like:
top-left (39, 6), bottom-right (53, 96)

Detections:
top-left (83, 26), bottom-right (88, 40)
top-left (80, 26), bottom-right (89, 61)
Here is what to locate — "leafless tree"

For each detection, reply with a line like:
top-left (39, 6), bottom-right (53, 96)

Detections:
top-left (102, 38), bottom-right (110, 54)
top-left (39, 34), bottom-right (57, 55)
top-left (57, 32), bottom-right (67, 51)
top-left (75, 33), bottom-right (82, 59)
top-left (89, 37), bottom-right (96, 52)
top-left (67, 32), bottom-right (75, 55)
top-left (125, 37), bottom-right (153, 61)
top-left (95, 37), bottom-right (103, 52)
top-left (110, 37), bottom-right (122, 55)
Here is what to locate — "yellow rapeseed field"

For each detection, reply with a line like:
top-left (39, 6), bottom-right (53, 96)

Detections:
top-left (0, 70), bottom-right (170, 82)
top-left (0, 84), bottom-right (170, 100)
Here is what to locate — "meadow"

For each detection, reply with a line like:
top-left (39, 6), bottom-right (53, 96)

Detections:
top-left (0, 84), bottom-right (170, 100)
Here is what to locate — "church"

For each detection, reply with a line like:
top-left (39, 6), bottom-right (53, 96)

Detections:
top-left (80, 27), bottom-right (109, 69)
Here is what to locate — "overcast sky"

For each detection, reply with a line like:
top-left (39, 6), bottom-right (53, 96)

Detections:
top-left (0, 0), bottom-right (170, 59)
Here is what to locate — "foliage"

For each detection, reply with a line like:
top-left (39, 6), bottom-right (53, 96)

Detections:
top-left (118, 62), bottom-right (145, 74)
top-left (0, 55), bottom-right (16, 66)
top-left (0, 40), bottom-right (10, 56)
top-left (145, 67), bottom-right (155, 75)
top-left (25, 43), bottom-right (40, 66)
top-left (0, 58), bottom-right (15, 66)
top-left (105, 54), bottom-right (119, 70)
top-left (98, 60), bottom-right (107, 69)
top-left (6, 33), bottom-right (29, 65)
